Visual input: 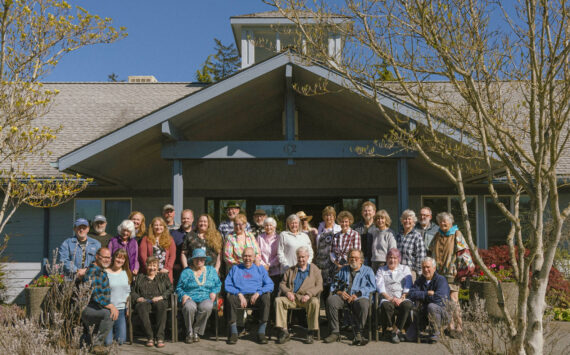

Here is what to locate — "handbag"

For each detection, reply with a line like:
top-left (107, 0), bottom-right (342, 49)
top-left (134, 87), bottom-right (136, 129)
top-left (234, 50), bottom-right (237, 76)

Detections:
top-left (454, 232), bottom-right (475, 280)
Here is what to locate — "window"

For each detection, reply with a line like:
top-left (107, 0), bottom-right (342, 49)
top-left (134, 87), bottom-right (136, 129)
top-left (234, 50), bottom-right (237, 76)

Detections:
top-left (421, 196), bottom-right (477, 241)
top-left (74, 198), bottom-right (132, 234)
top-left (485, 196), bottom-right (512, 247)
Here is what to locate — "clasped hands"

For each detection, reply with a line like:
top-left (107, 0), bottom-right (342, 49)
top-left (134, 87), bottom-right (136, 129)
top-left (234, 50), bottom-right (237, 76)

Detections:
top-left (286, 292), bottom-right (310, 303)
top-left (337, 291), bottom-right (358, 303)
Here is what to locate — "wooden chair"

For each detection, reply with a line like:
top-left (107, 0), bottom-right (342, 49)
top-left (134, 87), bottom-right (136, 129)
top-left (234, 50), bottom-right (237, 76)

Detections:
top-left (127, 293), bottom-right (178, 344)
top-left (340, 292), bottom-right (374, 342)
top-left (373, 292), bottom-right (417, 342)
top-left (286, 306), bottom-right (321, 340)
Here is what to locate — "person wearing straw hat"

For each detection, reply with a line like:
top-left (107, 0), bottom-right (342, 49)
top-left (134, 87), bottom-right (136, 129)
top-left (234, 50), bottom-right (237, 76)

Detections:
top-left (218, 201), bottom-right (251, 239)
top-left (176, 248), bottom-right (221, 343)
top-left (251, 209), bottom-right (267, 238)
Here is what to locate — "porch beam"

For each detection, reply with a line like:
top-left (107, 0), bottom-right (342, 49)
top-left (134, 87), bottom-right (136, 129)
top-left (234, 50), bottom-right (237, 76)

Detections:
top-left (397, 158), bottom-right (409, 218)
top-left (161, 120), bottom-right (186, 141)
top-left (161, 140), bottom-right (416, 160)
top-left (172, 160), bottom-right (183, 225)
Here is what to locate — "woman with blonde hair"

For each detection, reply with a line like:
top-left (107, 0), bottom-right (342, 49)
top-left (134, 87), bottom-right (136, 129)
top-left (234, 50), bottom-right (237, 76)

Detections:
top-left (104, 248), bottom-right (132, 346)
top-left (224, 213), bottom-right (261, 268)
top-left (181, 214), bottom-right (223, 273)
top-left (139, 217), bottom-right (176, 283)
top-left (369, 210), bottom-right (397, 272)
top-left (128, 211), bottom-right (146, 244)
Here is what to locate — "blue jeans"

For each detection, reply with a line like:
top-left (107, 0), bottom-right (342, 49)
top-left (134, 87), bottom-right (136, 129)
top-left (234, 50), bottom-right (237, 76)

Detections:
top-left (104, 309), bottom-right (126, 346)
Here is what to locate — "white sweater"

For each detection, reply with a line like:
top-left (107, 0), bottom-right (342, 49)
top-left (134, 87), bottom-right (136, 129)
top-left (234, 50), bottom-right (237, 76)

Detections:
top-left (277, 231), bottom-right (313, 272)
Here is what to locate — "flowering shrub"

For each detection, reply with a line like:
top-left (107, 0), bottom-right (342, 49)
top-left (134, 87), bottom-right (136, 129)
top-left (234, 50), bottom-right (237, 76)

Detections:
top-left (25, 274), bottom-right (64, 288)
top-left (474, 263), bottom-right (515, 282)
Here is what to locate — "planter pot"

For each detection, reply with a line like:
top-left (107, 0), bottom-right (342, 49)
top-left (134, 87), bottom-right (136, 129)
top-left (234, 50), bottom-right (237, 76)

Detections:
top-left (25, 287), bottom-right (50, 320)
top-left (469, 280), bottom-right (518, 319)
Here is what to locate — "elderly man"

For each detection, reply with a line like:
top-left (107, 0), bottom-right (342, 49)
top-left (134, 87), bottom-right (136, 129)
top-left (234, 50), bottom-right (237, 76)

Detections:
top-left (406, 257), bottom-right (450, 343)
top-left (376, 248), bottom-right (413, 344)
top-left (324, 248), bottom-right (375, 345)
top-left (224, 247), bottom-right (274, 345)
top-left (218, 201), bottom-right (251, 238)
top-left (352, 201), bottom-right (376, 265)
top-left (81, 247), bottom-right (118, 354)
top-left (251, 209), bottom-right (267, 237)
top-left (275, 246), bottom-right (323, 344)
top-left (162, 203), bottom-right (180, 231)
top-left (414, 207), bottom-right (438, 249)
top-left (59, 218), bottom-right (101, 278)
top-left (88, 215), bottom-right (112, 248)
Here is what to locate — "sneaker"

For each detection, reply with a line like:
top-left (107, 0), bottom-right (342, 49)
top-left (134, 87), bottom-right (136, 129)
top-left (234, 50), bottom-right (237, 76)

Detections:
top-left (193, 333), bottom-right (200, 342)
top-left (278, 331), bottom-right (291, 344)
top-left (185, 334), bottom-right (193, 344)
top-left (227, 333), bottom-right (238, 345)
top-left (390, 332), bottom-right (400, 344)
top-left (257, 333), bottom-right (268, 344)
top-left (324, 332), bottom-right (340, 343)
top-left (305, 333), bottom-right (314, 344)
top-left (352, 332), bottom-right (362, 346)
top-left (398, 333), bottom-right (407, 342)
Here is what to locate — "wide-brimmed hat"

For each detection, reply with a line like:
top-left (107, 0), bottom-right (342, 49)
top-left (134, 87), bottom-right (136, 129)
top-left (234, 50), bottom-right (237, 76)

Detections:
top-left (225, 201), bottom-right (241, 209)
top-left (253, 209), bottom-right (267, 216)
top-left (296, 211), bottom-right (313, 222)
top-left (188, 248), bottom-right (211, 263)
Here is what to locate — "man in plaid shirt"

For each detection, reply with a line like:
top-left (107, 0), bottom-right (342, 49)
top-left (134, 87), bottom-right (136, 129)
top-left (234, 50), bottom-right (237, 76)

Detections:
top-left (81, 247), bottom-right (118, 354)
top-left (396, 210), bottom-right (426, 279)
top-left (218, 201), bottom-right (251, 238)
top-left (330, 211), bottom-right (361, 268)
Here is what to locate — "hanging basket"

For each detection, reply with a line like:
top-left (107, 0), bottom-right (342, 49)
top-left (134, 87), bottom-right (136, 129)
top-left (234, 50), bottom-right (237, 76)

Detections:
top-left (25, 287), bottom-right (50, 320)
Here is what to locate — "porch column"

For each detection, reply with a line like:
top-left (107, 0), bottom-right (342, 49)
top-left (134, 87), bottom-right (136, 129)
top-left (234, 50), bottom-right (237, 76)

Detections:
top-left (172, 159), bottom-right (183, 225)
top-left (397, 158), bottom-right (409, 218)
top-left (477, 195), bottom-right (487, 248)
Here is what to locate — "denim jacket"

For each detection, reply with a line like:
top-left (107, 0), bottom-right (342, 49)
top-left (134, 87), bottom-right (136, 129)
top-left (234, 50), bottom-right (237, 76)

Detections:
top-left (330, 264), bottom-right (376, 299)
top-left (58, 236), bottom-right (101, 276)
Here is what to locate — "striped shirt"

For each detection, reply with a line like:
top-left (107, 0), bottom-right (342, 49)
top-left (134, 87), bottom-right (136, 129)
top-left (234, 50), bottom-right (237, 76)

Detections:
top-left (396, 229), bottom-right (426, 274)
top-left (84, 262), bottom-right (110, 307)
top-left (330, 228), bottom-right (361, 264)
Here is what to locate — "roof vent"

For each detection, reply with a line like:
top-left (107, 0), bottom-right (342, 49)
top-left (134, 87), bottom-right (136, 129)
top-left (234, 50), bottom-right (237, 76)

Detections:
top-left (128, 75), bottom-right (158, 83)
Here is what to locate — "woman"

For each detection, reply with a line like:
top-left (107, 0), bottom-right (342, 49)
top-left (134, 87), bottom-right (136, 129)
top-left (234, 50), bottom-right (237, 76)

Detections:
top-left (104, 249), bottom-right (132, 346)
top-left (176, 248), bottom-right (221, 343)
top-left (139, 217), bottom-right (176, 283)
top-left (277, 214), bottom-right (313, 272)
top-left (181, 214), bottom-right (222, 273)
top-left (108, 219), bottom-right (140, 275)
top-left (430, 212), bottom-right (469, 336)
top-left (370, 210), bottom-right (397, 273)
top-left (314, 206), bottom-right (341, 298)
top-left (257, 217), bottom-right (281, 283)
top-left (128, 211), bottom-right (146, 244)
top-left (375, 248), bottom-right (413, 344)
top-left (296, 211), bottom-right (318, 252)
top-left (131, 256), bottom-right (173, 348)
top-left (223, 213), bottom-right (261, 268)
top-left (396, 210), bottom-right (426, 280)
top-left (331, 211), bottom-right (360, 269)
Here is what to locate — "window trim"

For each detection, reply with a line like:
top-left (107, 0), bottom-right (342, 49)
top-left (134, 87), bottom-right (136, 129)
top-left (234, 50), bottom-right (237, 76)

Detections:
top-left (73, 197), bottom-right (133, 221)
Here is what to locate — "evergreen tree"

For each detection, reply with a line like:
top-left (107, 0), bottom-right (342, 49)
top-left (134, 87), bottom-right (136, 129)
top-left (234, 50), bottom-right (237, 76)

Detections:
top-left (196, 38), bottom-right (240, 83)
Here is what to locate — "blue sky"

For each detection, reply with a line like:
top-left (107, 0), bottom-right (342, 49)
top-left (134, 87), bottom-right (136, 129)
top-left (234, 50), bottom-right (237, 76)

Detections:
top-left (46, 0), bottom-right (272, 82)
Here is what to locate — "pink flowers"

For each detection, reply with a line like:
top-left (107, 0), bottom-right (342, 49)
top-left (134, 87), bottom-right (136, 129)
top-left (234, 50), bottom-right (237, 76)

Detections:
top-left (499, 265), bottom-right (505, 270)
top-left (490, 263), bottom-right (496, 268)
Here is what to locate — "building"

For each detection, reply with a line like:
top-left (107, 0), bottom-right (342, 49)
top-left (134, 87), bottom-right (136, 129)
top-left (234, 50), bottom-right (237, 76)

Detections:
top-left (2, 11), bottom-right (569, 303)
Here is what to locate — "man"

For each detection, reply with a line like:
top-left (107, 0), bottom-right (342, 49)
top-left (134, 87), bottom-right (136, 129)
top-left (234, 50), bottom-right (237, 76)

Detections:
top-left (218, 201), bottom-right (250, 238)
top-left (80, 247), bottom-right (118, 354)
top-left (275, 246), bottom-right (323, 344)
top-left (88, 215), bottom-right (112, 248)
top-left (406, 257), bottom-right (450, 343)
top-left (414, 207), bottom-right (438, 249)
top-left (251, 209), bottom-right (266, 237)
top-left (224, 247), bottom-right (273, 345)
top-left (171, 209), bottom-right (194, 282)
top-left (59, 218), bottom-right (101, 278)
top-left (162, 203), bottom-right (180, 231)
top-left (324, 248), bottom-right (376, 345)
top-left (352, 201), bottom-right (376, 265)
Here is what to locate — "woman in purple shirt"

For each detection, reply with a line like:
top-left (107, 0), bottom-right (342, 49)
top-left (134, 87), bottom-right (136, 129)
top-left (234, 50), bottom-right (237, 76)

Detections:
top-left (108, 219), bottom-right (140, 275)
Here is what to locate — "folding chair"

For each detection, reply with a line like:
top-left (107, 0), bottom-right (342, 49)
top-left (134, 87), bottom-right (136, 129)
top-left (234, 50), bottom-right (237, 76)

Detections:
top-left (127, 293), bottom-right (178, 344)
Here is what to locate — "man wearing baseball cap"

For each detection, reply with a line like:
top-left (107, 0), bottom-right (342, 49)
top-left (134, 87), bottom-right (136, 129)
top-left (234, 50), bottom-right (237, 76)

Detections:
top-left (88, 215), bottom-right (112, 248)
top-left (162, 204), bottom-right (180, 231)
top-left (58, 218), bottom-right (101, 279)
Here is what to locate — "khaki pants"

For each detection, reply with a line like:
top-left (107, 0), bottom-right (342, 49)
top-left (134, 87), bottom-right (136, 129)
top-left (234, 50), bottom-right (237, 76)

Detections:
top-left (275, 296), bottom-right (320, 330)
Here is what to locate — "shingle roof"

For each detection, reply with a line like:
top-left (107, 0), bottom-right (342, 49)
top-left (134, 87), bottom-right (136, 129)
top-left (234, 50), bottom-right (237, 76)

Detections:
top-left (20, 82), bottom-right (202, 177)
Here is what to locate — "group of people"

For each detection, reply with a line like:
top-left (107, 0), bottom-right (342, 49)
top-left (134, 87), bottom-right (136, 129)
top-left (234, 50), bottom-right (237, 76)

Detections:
top-left (58, 201), bottom-right (471, 352)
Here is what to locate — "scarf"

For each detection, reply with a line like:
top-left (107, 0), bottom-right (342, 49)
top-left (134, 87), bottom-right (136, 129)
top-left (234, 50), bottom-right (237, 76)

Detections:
top-left (439, 225), bottom-right (458, 236)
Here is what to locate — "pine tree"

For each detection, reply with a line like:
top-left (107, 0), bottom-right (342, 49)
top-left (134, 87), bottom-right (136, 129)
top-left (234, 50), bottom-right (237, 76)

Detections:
top-left (196, 39), bottom-right (241, 83)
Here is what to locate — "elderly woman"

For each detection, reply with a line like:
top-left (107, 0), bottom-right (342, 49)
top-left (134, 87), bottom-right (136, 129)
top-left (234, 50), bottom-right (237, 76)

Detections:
top-left (224, 213), bottom-right (261, 268)
top-left (181, 214), bottom-right (222, 273)
top-left (257, 217), bottom-right (281, 284)
top-left (131, 256), bottom-right (173, 348)
top-left (139, 217), bottom-right (176, 283)
top-left (128, 211), bottom-right (146, 244)
top-left (396, 210), bottom-right (426, 280)
top-left (104, 249), bottom-right (132, 346)
top-left (376, 248), bottom-right (413, 344)
top-left (314, 206), bottom-right (341, 299)
top-left (330, 211), bottom-right (361, 270)
top-left (430, 212), bottom-right (470, 336)
top-left (278, 214), bottom-right (313, 272)
top-left (369, 210), bottom-right (397, 273)
top-left (176, 249), bottom-right (221, 343)
top-left (108, 220), bottom-right (140, 275)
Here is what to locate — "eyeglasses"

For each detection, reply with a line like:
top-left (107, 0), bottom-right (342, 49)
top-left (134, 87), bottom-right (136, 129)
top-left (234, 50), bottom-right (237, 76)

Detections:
top-left (235, 223), bottom-right (246, 227)
top-left (98, 255), bottom-right (111, 259)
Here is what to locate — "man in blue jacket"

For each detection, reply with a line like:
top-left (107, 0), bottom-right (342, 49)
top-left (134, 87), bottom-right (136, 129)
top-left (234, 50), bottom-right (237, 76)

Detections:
top-left (58, 218), bottom-right (101, 279)
top-left (224, 247), bottom-right (274, 345)
top-left (324, 248), bottom-right (375, 345)
top-left (407, 257), bottom-right (450, 343)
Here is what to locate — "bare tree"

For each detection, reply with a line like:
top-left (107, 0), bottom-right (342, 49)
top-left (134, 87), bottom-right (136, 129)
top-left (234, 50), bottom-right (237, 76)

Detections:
top-left (266, 0), bottom-right (570, 353)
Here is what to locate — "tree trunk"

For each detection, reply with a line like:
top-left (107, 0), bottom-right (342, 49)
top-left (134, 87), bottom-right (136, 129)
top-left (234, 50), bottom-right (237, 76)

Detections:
top-left (523, 277), bottom-right (548, 354)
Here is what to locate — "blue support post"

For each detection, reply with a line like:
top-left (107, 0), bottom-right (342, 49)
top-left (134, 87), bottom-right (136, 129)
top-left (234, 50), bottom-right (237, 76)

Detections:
top-left (397, 158), bottom-right (409, 219)
top-left (285, 64), bottom-right (295, 165)
top-left (477, 195), bottom-right (487, 248)
top-left (172, 160), bottom-right (183, 225)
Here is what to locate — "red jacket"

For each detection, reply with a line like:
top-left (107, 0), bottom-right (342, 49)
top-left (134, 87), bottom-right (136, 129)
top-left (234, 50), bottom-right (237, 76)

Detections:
top-left (139, 236), bottom-right (176, 283)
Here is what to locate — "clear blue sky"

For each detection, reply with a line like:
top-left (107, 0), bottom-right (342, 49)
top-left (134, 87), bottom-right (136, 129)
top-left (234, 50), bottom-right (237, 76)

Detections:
top-left (46, 0), bottom-right (273, 82)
